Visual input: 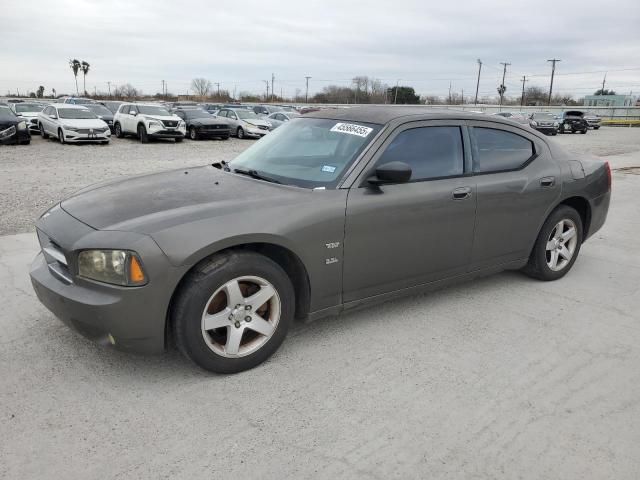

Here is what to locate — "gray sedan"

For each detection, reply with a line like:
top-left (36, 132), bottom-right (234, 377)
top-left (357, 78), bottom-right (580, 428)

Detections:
top-left (30, 107), bottom-right (611, 373)
top-left (266, 111), bottom-right (300, 129)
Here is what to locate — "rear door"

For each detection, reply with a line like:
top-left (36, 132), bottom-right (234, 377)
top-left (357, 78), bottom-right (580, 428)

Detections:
top-left (343, 121), bottom-right (477, 302)
top-left (467, 121), bottom-right (561, 269)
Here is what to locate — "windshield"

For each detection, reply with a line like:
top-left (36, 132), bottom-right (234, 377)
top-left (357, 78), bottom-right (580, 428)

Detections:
top-left (15, 104), bottom-right (42, 113)
top-left (86, 105), bottom-right (112, 116)
top-left (185, 110), bottom-right (211, 119)
top-left (532, 113), bottom-right (555, 120)
top-left (58, 108), bottom-right (98, 119)
top-left (229, 118), bottom-right (381, 188)
top-left (138, 105), bottom-right (171, 116)
top-left (236, 110), bottom-right (260, 120)
top-left (0, 107), bottom-right (17, 120)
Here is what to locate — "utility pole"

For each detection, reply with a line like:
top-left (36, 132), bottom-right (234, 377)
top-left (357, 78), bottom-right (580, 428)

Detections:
top-left (161, 80), bottom-right (165, 100)
top-left (271, 73), bottom-right (275, 103)
top-left (305, 76), bottom-right (311, 103)
top-left (461, 89), bottom-right (464, 105)
top-left (601, 72), bottom-right (607, 94)
top-left (474, 59), bottom-right (482, 105)
top-left (215, 82), bottom-right (220, 97)
top-left (448, 81), bottom-right (452, 104)
top-left (107, 81), bottom-right (111, 97)
top-left (94, 86), bottom-right (97, 96)
top-left (263, 80), bottom-right (269, 101)
top-left (499, 62), bottom-right (510, 107)
top-left (520, 75), bottom-right (528, 106)
top-left (547, 58), bottom-right (560, 106)
top-left (394, 79), bottom-right (400, 104)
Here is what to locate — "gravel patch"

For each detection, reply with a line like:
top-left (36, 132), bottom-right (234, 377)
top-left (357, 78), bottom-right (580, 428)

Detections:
top-left (1, 126), bottom-right (639, 236)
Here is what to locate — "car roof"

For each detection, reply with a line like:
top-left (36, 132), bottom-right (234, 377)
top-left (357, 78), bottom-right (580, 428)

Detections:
top-left (304, 106), bottom-right (511, 125)
top-left (50, 103), bottom-right (90, 109)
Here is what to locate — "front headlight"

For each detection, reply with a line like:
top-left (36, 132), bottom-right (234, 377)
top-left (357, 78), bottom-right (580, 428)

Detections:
top-left (64, 126), bottom-right (79, 131)
top-left (553, 122), bottom-right (559, 127)
top-left (77, 250), bottom-right (147, 286)
top-left (178, 121), bottom-right (186, 128)
top-left (17, 121), bottom-right (27, 130)
top-left (148, 121), bottom-right (162, 128)
top-left (530, 120), bottom-right (538, 127)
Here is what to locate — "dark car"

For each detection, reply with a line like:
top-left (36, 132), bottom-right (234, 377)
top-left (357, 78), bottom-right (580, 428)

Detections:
top-left (99, 101), bottom-right (123, 115)
top-left (559, 110), bottom-right (589, 134)
top-left (84, 104), bottom-right (115, 132)
top-left (174, 108), bottom-right (230, 140)
top-left (0, 105), bottom-right (31, 145)
top-left (30, 107), bottom-right (611, 373)
top-left (528, 112), bottom-right (559, 136)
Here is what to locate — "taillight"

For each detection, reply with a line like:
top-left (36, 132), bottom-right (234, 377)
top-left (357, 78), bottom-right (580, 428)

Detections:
top-left (605, 161), bottom-right (612, 190)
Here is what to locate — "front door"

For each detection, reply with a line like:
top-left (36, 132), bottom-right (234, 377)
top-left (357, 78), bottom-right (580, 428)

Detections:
top-left (343, 122), bottom-right (477, 303)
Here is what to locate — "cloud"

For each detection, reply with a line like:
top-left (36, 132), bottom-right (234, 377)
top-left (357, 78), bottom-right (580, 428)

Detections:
top-left (1, 0), bottom-right (639, 98)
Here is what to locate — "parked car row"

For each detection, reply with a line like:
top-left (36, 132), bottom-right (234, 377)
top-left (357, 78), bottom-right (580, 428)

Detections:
top-left (493, 110), bottom-right (594, 135)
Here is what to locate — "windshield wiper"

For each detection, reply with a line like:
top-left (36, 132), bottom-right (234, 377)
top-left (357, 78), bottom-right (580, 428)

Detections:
top-left (233, 167), bottom-right (281, 184)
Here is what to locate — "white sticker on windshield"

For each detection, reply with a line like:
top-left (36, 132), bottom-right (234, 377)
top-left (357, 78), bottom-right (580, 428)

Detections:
top-left (330, 123), bottom-right (373, 138)
top-left (321, 165), bottom-right (336, 173)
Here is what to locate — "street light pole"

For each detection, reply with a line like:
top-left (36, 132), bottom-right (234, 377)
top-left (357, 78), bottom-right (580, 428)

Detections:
top-left (305, 76), bottom-right (311, 103)
top-left (474, 59), bottom-right (482, 105)
top-left (394, 79), bottom-right (400, 104)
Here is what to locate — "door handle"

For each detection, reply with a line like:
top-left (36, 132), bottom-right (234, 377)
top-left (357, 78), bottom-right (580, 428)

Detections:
top-left (452, 186), bottom-right (472, 200)
top-left (540, 176), bottom-right (556, 188)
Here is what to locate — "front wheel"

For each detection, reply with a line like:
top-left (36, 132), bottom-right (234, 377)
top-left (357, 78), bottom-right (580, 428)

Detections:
top-left (172, 251), bottom-right (294, 374)
top-left (523, 205), bottom-right (583, 281)
top-left (189, 127), bottom-right (198, 140)
top-left (58, 128), bottom-right (65, 144)
top-left (237, 127), bottom-right (245, 139)
top-left (138, 124), bottom-right (148, 143)
top-left (39, 123), bottom-right (49, 139)
top-left (114, 122), bottom-right (124, 138)
top-left (580, 129), bottom-right (587, 134)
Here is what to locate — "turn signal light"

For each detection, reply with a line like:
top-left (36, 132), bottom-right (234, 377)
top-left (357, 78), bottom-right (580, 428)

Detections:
top-left (605, 161), bottom-right (612, 190)
top-left (129, 255), bottom-right (146, 284)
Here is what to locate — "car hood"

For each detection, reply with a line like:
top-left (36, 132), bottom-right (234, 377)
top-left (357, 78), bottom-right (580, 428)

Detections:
top-left (142, 115), bottom-right (181, 122)
top-left (60, 118), bottom-right (109, 128)
top-left (17, 112), bottom-right (39, 118)
top-left (190, 118), bottom-right (228, 127)
top-left (242, 119), bottom-right (271, 127)
top-left (60, 165), bottom-right (309, 234)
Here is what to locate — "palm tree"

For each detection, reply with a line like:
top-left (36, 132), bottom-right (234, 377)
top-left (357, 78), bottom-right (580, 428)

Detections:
top-left (81, 61), bottom-right (90, 95)
top-left (52, 88), bottom-right (57, 99)
top-left (69, 59), bottom-right (81, 95)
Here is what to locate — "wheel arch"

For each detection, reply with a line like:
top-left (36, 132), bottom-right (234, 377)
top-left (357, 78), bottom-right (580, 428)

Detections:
top-left (558, 196), bottom-right (592, 240)
top-left (165, 241), bottom-right (312, 348)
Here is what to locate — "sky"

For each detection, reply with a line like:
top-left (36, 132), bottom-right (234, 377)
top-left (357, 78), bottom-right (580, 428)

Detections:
top-left (1, 0), bottom-right (639, 100)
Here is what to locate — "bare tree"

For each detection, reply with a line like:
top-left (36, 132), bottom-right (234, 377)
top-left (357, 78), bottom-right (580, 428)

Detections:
top-left (69, 59), bottom-right (81, 95)
top-left (191, 78), bottom-right (212, 97)
top-left (114, 83), bottom-right (140, 99)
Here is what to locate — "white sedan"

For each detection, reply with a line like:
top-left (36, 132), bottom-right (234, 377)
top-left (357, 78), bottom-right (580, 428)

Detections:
top-left (38, 104), bottom-right (111, 144)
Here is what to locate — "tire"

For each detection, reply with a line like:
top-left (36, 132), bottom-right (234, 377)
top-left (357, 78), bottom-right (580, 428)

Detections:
top-left (189, 127), bottom-right (198, 140)
top-left (237, 127), bottom-right (245, 139)
top-left (39, 123), bottom-right (49, 139)
top-left (594, 126), bottom-right (600, 130)
top-left (20, 140), bottom-right (31, 145)
top-left (221, 134), bottom-right (230, 140)
top-left (175, 137), bottom-right (183, 143)
top-left (523, 205), bottom-right (583, 281)
top-left (172, 251), bottom-right (295, 374)
top-left (58, 128), bottom-right (65, 144)
top-left (580, 129), bottom-right (587, 134)
top-left (552, 132), bottom-right (557, 136)
top-left (114, 122), bottom-right (124, 138)
top-left (138, 124), bottom-right (148, 143)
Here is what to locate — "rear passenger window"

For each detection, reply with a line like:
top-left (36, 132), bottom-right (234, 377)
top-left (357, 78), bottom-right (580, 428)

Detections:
top-left (473, 128), bottom-right (534, 172)
top-left (377, 126), bottom-right (464, 181)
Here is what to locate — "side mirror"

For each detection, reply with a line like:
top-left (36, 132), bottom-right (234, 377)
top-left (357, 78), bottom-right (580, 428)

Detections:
top-left (131, 111), bottom-right (138, 116)
top-left (49, 114), bottom-right (57, 119)
top-left (368, 161), bottom-right (412, 185)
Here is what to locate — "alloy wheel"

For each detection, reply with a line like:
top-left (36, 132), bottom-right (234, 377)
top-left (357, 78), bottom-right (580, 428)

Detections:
top-left (545, 219), bottom-right (578, 271)
top-left (201, 275), bottom-right (280, 358)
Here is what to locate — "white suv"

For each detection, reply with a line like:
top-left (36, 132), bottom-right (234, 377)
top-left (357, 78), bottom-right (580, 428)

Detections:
top-left (113, 103), bottom-right (186, 143)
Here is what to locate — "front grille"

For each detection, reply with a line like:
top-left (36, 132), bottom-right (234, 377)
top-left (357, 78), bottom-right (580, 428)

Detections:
top-left (0, 125), bottom-right (16, 138)
top-left (257, 125), bottom-right (269, 131)
top-left (37, 229), bottom-right (72, 283)
top-left (162, 120), bottom-right (178, 128)
top-left (204, 125), bottom-right (226, 130)
top-left (30, 118), bottom-right (38, 125)
top-left (75, 128), bottom-right (108, 134)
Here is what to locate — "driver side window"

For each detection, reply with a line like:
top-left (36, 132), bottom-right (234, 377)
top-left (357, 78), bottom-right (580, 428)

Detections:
top-left (376, 126), bottom-right (464, 181)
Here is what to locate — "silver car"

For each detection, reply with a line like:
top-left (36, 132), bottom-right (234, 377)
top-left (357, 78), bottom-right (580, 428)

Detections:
top-left (215, 108), bottom-right (272, 138)
top-left (267, 111), bottom-right (300, 129)
top-left (10, 102), bottom-right (44, 133)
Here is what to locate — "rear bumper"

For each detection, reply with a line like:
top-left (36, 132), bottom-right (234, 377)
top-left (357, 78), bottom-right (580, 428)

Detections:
top-left (586, 190), bottom-right (611, 241)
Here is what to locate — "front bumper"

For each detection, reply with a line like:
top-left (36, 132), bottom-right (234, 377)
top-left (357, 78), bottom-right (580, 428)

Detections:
top-left (0, 125), bottom-right (30, 144)
top-left (29, 207), bottom-right (185, 354)
top-left (63, 129), bottom-right (111, 143)
top-left (245, 126), bottom-right (269, 137)
top-left (196, 127), bottom-right (230, 138)
top-left (148, 128), bottom-right (186, 139)
top-left (532, 125), bottom-right (557, 134)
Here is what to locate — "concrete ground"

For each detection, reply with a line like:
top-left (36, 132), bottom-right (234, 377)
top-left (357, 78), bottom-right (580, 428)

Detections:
top-left (1, 129), bottom-right (640, 479)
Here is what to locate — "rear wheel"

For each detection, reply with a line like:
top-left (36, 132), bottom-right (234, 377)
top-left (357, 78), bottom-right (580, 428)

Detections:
top-left (173, 251), bottom-right (294, 374)
top-left (138, 124), bottom-right (148, 143)
top-left (523, 205), bottom-right (583, 281)
top-left (39, 123), bottom-right (49, 139)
